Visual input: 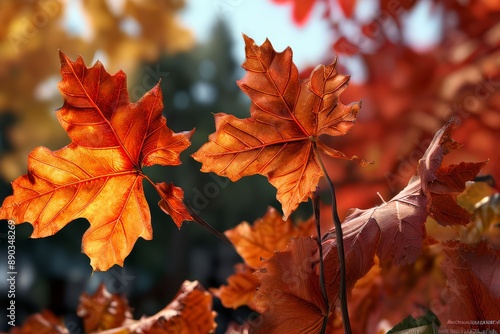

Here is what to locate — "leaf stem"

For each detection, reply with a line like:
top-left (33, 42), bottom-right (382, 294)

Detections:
top-left (185, 204), bottom-right (234, 247)
top-left (312, 189), bottom-right (329, 334)
top-left (143, 174), bottom-right (233, 247)
top-left (313, 144), bottom-right (352, 334)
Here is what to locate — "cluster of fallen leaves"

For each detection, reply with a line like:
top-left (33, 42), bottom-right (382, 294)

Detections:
top-left (1, 24), bottom-right (499, 334)
top-left (12, 281), bottom-right (216, 334)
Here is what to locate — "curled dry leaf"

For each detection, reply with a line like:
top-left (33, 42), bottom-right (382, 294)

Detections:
top-left (252, 119), bottom-right (487, 332)
top-left (0, 52), bottom-right (194, 271)
top-left (420, 123), bottom-right (487, 226)
top-left (141, 280), bottom-right (217, 334)
top-left (193, 35), bottom-right (369, 219)
top-left (322, 117), bottom-right (486, 294)
top-left (77, 283), bottom-right (132, 332)
top-left (156, 182), bottom-right (194, 229)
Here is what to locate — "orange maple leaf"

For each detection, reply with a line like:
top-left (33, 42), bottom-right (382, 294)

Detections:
top-left (213, 207), bottom-right (317, 312)
top-left (225, 207), bottom-right (299, 267)
top-left (193, 35), bottom-right (369, 219)
top-left (210, 263), bottom-right (259, 310)
top-left (0, 52), bottom-right (194, 271)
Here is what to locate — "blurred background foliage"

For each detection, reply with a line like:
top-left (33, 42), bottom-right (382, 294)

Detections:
top-left (0, 0), bottom-right (499, 333)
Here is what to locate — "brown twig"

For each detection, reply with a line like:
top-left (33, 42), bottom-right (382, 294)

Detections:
top-left (314, 144), bottom-right (352, 334)
top-left (312, 189), bottom-right (329, 334)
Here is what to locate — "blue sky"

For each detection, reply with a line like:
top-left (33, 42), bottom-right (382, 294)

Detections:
top-left (179, 0), bottom-right (333, 69)
top-left (179, 0), bottom-right (441, 82)
top-left (62, 0), bottom-right (441, 83)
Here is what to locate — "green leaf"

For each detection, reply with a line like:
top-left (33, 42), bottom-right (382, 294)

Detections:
top-left (388, 309), bottom-right (441, 333)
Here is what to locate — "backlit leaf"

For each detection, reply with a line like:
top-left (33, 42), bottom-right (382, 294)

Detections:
top-left (225, 207), bottom-right (298, 267)
top-left (210, 263), bottom-right (259, 310)
top-left (0, 52), bottom-right (194, 271)
top-left (193, 35), bottom-right (368, 219)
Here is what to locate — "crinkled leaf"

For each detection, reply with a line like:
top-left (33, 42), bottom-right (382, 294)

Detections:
top-left (321, 119), bottom-right (486, 298)
top-left (77, 283), bottom-right (132, 332)
top-left (157, 182), bottom-right (193, 228)
top-left (427, 161), bottom-right (487, 226)
top-left (142, 280), bottom-right (217, 334)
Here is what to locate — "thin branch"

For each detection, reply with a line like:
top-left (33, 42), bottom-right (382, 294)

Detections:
top-left (312, 189), bottom-right (329, 334)
top-left (185, 204), bottom-right (234, 248)
top-left (313, 144), bottom-right (352, 334)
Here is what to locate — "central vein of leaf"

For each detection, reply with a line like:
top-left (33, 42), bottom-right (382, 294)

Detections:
top-left (213, 136), bottom-right (310, 156)
top-left (69, 62), bottom-right (138, 167)
top-left (259, 55), bottom-right (309, 137)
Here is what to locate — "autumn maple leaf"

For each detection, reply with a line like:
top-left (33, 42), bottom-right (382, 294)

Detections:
top-left (211, 263), bottom-right (259, 310)
top-left (10, 310), bottom-right (68, 334)
top-left (0, 52), bottom-right (194, 271)
top-left (225, 206), bottom-right (302, 267)
top-left (193, 35), bottom-right (369, 219)
top-left (212, 207), bottom-right (316, 311)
